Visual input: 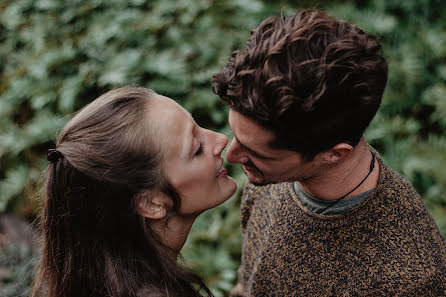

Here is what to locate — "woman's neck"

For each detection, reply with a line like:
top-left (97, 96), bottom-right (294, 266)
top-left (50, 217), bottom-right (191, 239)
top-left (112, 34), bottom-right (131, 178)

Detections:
top-left (150, 214), bottom-right (198, 259)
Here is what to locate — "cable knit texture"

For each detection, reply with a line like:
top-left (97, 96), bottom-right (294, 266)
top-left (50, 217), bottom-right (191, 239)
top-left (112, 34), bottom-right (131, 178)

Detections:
top-left (237, 153), bottom-right (446, 296)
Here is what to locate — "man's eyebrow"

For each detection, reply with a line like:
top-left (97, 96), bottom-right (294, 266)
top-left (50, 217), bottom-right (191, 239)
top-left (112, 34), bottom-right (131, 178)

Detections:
top-left (235, 136), bottom-right (276, 160)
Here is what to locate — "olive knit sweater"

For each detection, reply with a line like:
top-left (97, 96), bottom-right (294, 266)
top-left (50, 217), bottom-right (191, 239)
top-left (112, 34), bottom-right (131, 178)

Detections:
top-left (236, 154), bottom-right (446, 296)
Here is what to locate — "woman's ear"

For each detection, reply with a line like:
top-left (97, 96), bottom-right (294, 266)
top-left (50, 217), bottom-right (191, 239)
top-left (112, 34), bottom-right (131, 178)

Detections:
top-left (321, 143), bottom-right (353, 164)
top-left (136, 192), bottom-right (172, 220)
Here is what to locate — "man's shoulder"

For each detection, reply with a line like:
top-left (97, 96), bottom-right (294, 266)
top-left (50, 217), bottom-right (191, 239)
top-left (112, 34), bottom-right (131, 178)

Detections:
top-left (377, 156), bottom-right (421, 199)
top-left (374, 155), bottom-right (435, 220)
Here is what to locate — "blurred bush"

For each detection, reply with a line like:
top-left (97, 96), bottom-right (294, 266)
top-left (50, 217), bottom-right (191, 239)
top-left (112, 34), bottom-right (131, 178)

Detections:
top-left (0, 0), bottom-right (445, 296)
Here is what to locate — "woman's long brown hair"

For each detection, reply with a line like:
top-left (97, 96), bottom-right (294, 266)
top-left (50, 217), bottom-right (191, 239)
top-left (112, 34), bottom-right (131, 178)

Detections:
top-left (31, 87), bottom-right (212, 297)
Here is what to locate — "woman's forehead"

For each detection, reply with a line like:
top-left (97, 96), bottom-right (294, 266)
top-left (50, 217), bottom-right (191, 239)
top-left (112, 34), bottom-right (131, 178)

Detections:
top-left (148, 95), bottom-right (194, 156)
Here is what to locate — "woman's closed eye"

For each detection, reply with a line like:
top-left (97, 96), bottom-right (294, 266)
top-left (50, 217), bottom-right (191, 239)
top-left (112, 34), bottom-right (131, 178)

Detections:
top-left (195, 143), bottom-right (205, 156)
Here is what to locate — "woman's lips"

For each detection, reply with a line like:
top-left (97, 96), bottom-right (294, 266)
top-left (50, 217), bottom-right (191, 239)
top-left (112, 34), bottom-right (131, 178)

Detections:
top-left (217, 168), bottom-right (227, 178)
top-left (217, 163), bottom-right (227, 177)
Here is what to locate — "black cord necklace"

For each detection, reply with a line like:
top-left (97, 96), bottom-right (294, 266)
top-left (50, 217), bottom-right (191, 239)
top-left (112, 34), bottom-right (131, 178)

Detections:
top-left (319, 150), bottom-right (376, 213)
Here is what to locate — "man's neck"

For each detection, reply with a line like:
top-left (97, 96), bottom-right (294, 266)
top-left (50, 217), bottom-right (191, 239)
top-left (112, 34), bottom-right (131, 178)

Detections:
top-left (299, 139), bottom-right (379, 201)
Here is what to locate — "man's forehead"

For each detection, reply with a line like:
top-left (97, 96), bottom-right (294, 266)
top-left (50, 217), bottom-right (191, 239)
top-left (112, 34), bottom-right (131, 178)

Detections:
top-left (228, 109), bottom-right (278, 153)
top-left (229, 110), bottom-right (274, 138)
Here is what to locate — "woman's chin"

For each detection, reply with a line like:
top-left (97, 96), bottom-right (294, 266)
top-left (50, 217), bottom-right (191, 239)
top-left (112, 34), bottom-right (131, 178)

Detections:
top-left (221, 176), bottom-right (238, 201)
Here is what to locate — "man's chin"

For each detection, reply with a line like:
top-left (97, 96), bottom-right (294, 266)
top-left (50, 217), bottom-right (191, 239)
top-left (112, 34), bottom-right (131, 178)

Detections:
top-left (243, 168), bottom-right (270, 186)
top-left (249, 179), bottom-right (269, 186)
top-left (245, 171), bottom-right (280, 186)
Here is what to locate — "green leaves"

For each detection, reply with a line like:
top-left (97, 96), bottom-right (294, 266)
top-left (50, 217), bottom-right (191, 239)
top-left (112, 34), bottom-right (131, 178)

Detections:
top-left (422, 84), bottom-right (446, 128)
top-left (1, 0), bottom-right (446, 295)
top-left (0, 166), bottom-right (28, 212)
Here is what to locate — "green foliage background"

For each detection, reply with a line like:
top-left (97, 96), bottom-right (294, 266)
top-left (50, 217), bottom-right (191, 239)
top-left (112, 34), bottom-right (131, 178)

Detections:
top-left (0, 0), bottom-right (445, 296)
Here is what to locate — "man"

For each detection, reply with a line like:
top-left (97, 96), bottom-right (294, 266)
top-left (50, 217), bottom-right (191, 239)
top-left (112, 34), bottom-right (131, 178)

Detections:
top-left (212, 9), bottom-right (446, 296)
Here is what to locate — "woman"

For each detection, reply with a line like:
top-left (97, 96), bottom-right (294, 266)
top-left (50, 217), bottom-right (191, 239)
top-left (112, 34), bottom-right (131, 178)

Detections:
top-left (31, 86), bottom-right (237, 297)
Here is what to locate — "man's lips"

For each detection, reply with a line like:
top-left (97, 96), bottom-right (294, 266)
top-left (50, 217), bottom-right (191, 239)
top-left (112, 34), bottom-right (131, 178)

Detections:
top-left (243, 164), bottom-right (260, 174)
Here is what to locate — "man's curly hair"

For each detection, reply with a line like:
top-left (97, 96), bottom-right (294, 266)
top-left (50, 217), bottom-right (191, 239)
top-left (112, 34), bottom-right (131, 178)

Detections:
top-left (212, 9), bottom-right (388, 160)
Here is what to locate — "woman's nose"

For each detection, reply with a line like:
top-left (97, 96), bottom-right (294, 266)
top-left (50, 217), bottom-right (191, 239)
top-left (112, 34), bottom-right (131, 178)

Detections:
top-left (213, 132), bottom-right (229, 156)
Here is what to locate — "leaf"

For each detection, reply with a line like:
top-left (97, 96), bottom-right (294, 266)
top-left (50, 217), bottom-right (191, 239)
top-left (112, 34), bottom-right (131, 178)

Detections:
top-left (422, 83), bottom-right (446, 128)
top-left (58, 75), bottom-right (84, 113)
top-left (0, 166), bottom-right (28, 212)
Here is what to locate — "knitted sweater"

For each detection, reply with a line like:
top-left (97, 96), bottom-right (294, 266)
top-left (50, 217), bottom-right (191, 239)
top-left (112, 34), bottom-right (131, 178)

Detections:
top-left (236, 154), bottom-right (446, 296)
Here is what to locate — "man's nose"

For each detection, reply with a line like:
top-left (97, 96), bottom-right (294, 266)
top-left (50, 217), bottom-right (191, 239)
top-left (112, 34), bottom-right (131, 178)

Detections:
top-left (226, 138), bottom-right (249, 164)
